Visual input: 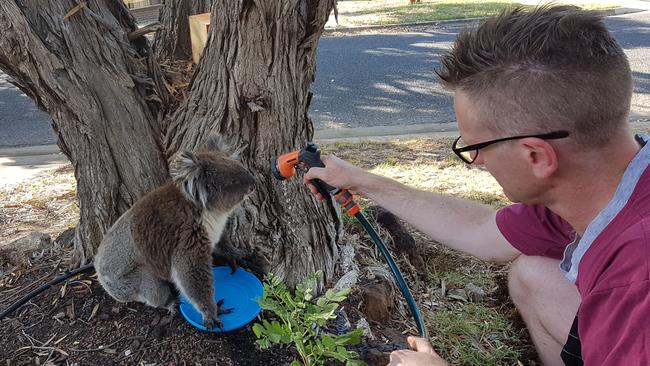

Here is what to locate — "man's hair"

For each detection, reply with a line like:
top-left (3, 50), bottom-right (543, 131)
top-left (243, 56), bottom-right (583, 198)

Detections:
top-left (437, 5), bottom-right (632, 147)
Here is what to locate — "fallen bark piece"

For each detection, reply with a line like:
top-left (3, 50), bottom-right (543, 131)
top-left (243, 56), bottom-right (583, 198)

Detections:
top-left (361, 280), bottom-right (392, 322)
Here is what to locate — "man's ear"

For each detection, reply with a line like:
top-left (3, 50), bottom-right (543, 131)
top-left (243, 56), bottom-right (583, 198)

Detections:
top-left (519, 138), bottom-right (559, 179)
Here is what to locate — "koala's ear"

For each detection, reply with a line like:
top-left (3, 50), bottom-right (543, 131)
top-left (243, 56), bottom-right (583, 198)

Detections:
top-left (170, 151), bottom-right (208, 208)
top-left (229, 143), bottom-right (248, 161)
top-left (202, 134), bottom-right (246, 160)
top-left (203, 134), bottom-right (230, 153)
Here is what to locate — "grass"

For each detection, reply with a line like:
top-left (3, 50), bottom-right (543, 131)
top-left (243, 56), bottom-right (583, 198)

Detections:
top-left (431, 269), bottom-right (497, 290)
top-left (427, 303), bottom-right (522, 365)
top-left (334, 0), bottom-right (620, 26)
top-left (327, 138), bottom-right (508, 207)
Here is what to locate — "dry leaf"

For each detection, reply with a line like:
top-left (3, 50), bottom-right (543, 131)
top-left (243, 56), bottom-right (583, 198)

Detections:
top-left (65, 303), bottom-right (76, 320)
top-left (63, 1), bottom-right (87, 20)
top-left (88, 303), bottom-right (100, 321)
top-left (60, 281), bottom-right (67, 298)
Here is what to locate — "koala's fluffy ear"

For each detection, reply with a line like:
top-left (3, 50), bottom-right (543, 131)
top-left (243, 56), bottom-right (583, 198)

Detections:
top-left (202, 134), bottom-right (247, 160)
top-left (230, 143), bottom-right (248, 161)
top-left (170, 151), bottom-right (209, 208)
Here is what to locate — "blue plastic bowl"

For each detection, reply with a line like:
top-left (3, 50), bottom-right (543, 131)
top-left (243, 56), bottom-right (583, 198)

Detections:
top-left (179, 266), bottom-right (264, 332)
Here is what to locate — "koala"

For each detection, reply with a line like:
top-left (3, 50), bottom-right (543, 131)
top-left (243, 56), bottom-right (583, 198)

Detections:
top-left (94, 138), bottom-right (256, 330)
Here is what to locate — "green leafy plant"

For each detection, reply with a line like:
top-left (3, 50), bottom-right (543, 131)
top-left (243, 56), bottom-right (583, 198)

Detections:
top-left (252, 271), bottom-right (366, 366)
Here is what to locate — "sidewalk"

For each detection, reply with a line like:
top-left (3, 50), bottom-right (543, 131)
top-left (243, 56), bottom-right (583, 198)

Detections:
top-left (0, 145), bottom-right (68, 186)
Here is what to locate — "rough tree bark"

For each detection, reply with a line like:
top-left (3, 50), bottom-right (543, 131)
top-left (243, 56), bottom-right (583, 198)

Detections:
top-left (0, 0), bottom-right (340, 289)
top-left (165, 0), bottom-right (341, 288)
top-left (0, 1), bottom-right (169, 265)
top-left (153, 0), bottom-right (211, 61)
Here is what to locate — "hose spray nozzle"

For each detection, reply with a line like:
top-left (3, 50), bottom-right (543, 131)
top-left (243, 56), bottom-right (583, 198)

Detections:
top-left (271, 142), bottom-right (360, 216)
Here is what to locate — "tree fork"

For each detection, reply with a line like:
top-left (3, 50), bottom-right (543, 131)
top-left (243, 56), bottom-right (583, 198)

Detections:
top-left (0, 0), bottom-right (341, 290)
top-left (165, 0), bottom-right (341, 288)
top-left (153, 0), bottom-right (211, 62)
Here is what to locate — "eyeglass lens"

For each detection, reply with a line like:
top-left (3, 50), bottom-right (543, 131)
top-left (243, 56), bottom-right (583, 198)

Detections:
top-left (455, 137), bottom-right (477, 163)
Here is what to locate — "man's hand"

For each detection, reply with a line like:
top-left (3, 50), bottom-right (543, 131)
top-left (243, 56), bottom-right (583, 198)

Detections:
top-left (388, 336), bottom-right (449, 366)
top-left (303, 154), bottom-right (366, 200)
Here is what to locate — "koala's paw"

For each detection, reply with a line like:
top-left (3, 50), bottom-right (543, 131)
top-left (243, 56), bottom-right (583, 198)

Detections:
top-left (202, 312), bottom-right (225, 332)
top-left (201, 300), bottom-right (235, 332)
top-left (165, 301), bottom-right (178, 316)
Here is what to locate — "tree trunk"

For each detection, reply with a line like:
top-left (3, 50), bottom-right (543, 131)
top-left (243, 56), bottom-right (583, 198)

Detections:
top-left (165, 0), bottom-right (340, 289)
top-left (153, 0), bottom-right (212, 61)
top-left (0, 0), bottom-right (169, 265)
top-left (0, 0), bottom-right (340, 289)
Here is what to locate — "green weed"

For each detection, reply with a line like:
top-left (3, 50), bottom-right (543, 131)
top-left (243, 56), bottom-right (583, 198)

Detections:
top-left (253, 272), bottom-right (365, 366)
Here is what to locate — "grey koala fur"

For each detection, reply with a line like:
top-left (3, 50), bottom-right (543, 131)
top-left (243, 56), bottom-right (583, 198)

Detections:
top-left (94, 138), bottom-right (256, 330)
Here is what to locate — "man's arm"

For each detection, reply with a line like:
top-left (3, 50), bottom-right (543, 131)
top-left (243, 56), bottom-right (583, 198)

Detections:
top-left (303, 155), bottom-right (520, 262)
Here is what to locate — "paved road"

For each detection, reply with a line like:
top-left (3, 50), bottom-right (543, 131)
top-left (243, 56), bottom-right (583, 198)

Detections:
top-left (0, 73), bottom-right (54, 147)
top-left (1, 11), bottom-right (649, 147)
top-left (311, 10), bottom-right (650, 129)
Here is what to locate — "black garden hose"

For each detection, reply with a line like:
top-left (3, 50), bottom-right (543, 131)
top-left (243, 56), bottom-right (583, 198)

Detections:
top-left (355, 212), bottom-right (428, 339)
top-left (0, 263), bottom-right (95, 320)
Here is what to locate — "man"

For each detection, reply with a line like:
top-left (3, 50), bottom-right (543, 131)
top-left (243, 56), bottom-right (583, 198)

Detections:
top-left (304, 5), bottom-right (649, 365)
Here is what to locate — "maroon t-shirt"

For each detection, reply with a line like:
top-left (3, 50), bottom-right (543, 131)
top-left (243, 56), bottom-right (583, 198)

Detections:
top-left (496, 168), bottom-right (650, 364)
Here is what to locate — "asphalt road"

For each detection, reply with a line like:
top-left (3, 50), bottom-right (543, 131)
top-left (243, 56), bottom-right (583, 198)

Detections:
top-left (1, 11), bottom-right (649, 147)
top-left (311, 10), bottom-right (650, 129)
top-left (0, 73), bottom-right (54, 147)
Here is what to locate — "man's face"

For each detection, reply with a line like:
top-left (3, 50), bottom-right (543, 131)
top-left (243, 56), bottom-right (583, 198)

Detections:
top-left (453, 91), bottom-right (540, 203)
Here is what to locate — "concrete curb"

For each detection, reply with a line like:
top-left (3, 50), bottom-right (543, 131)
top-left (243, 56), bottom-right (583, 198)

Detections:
top-left (0, 144), bottom-right (62, 158)
top-left (6, 120), bottom-right (650, 158)
top-left (323, 7), bottom-right (647, 34)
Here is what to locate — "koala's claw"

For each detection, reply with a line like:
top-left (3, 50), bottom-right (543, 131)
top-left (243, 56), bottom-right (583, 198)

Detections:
top-left (218, 307), bottom-right (234, 315)
top-left (228, 259), bottom-right (238, 274)
top-left (165, 299), bottom-right (178, 315)
top-left (203, 315), bottom-right (224, 332)
top-left (216, 298), bottom-right (235, 315)
top-left (201, 300), bottom-right (235, 332)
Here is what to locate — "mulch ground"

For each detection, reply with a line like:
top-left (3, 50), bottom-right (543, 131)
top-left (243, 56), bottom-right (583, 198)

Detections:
top-left (0, 244), bottom-right (413, 366)
top-left (0, 258), bottom-right (298, 365)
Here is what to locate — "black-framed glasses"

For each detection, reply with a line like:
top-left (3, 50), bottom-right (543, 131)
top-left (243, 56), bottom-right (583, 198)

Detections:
top-left (452, 130), bottom-right (570, 164)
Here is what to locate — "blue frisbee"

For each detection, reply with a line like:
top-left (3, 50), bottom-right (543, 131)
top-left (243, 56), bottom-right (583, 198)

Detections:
top-left (179, 266), bottom-right (264, 332)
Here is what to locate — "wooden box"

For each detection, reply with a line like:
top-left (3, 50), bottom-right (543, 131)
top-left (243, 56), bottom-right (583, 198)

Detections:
top-left (189, 13), bottom-right (211, 64)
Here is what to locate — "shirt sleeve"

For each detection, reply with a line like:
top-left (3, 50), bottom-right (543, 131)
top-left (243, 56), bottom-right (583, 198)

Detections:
top-left (495, 204), bottom-right (574, 260)
top-left (579, 280), bottom-right (650, 365)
